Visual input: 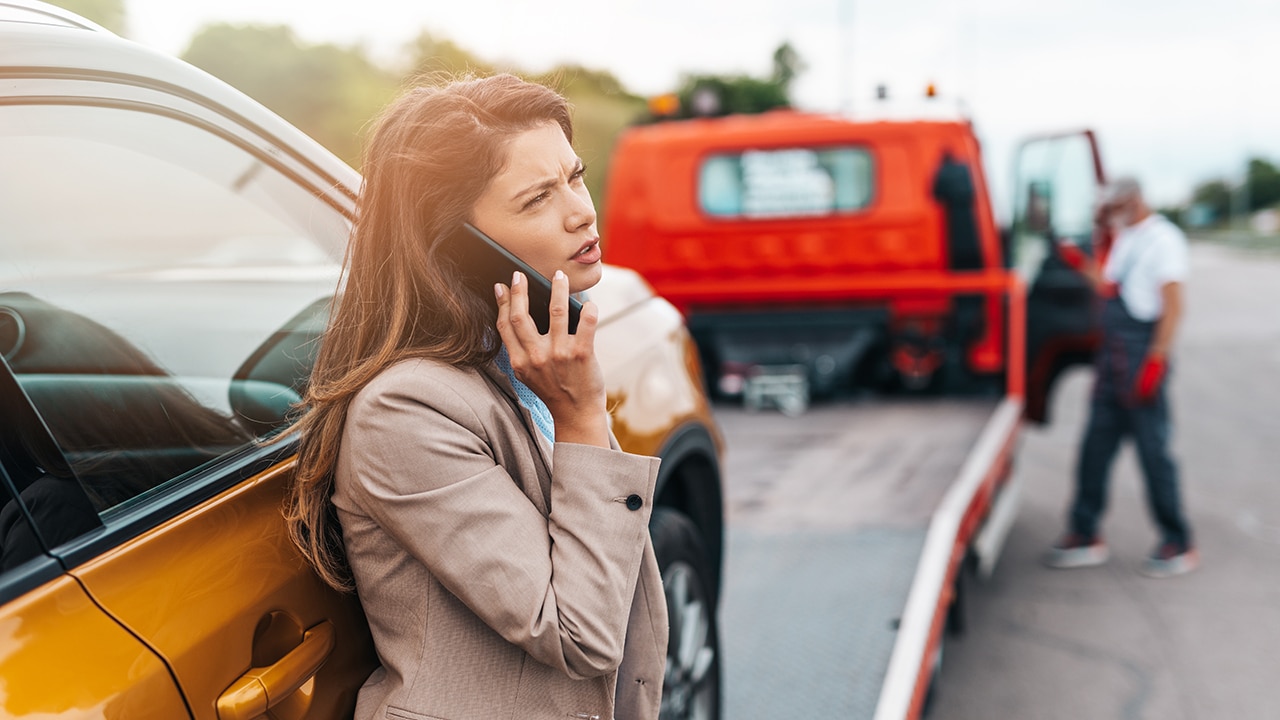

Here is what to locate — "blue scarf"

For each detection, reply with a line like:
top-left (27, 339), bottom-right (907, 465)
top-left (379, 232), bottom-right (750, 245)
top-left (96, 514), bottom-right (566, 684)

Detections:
top-left (495, 345), bottom-right (555, 443)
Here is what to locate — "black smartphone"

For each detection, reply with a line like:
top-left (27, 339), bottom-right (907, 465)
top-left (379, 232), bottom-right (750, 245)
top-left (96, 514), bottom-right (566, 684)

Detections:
top-left (446, 222), bottom-right (582, 335)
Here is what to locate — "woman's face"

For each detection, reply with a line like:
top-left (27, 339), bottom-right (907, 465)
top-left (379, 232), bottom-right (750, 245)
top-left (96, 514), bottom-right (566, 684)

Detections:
top-left (470, 121), bottom-right (602, 294)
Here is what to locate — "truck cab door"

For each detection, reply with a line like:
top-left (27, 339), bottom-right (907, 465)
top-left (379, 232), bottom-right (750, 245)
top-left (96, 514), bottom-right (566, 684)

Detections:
top-left (1011, 130), bottom-right (1107, 423)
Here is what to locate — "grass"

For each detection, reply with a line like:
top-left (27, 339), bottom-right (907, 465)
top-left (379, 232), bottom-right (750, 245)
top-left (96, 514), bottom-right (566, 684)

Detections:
top-left (1188, 228), bottom-right (1280, 255)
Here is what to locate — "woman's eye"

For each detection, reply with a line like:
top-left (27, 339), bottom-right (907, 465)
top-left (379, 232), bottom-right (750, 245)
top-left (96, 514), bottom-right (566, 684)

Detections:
top-left (571, 167), bottom-right (587, 183)
top-left (524, 191), bottom-right (550, 209)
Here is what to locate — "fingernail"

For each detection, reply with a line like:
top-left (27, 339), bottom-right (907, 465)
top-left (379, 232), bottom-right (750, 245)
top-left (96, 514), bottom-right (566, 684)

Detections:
top-left (494, 283), bottom-right (504, 299)
top-left (512, 271), bottom-right (521, 286)
top-left (554, 270), bottom-right (566, 281)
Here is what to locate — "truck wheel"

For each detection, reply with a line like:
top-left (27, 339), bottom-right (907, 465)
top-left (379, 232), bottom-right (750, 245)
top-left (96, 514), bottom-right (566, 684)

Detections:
top-left (946, 559), bottom-right (968, 637)
top-left (921, 642), bottom-right (944, 716)
top-left (650, 506), bottom-right (721, 720)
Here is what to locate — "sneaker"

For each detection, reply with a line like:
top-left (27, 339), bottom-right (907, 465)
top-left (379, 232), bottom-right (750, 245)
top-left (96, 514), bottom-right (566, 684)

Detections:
top-left (1140, 542), bottom-right (1199, 578)
top-left (1043, 533), bottom-right (1110, 569)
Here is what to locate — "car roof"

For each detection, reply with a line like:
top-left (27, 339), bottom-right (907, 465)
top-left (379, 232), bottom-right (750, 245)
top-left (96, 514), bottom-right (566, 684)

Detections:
top-left (0, 0), bottom-right (109, 31)
top-left (0, 0), bottom-right (360, 201)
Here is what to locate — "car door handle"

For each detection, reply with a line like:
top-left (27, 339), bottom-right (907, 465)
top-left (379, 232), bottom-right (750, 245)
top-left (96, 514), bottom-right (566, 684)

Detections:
top-left (217, 620), bottom-right (336, 720)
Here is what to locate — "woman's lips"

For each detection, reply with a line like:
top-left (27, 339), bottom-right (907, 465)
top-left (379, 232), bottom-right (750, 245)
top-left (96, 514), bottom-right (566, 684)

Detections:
top-left (571, 240), bottom-right (601, 264)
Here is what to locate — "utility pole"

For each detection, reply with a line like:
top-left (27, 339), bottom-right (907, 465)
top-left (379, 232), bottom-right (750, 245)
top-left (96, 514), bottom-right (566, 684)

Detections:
top-left (839, 0), bottom-right (854, 116)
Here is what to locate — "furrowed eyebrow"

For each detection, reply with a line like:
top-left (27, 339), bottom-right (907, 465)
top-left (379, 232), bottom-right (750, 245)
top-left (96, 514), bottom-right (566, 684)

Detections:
top-left (511, 158), bottom-right (584, 203)
top-left (513, 177), bottom-right (555, 203)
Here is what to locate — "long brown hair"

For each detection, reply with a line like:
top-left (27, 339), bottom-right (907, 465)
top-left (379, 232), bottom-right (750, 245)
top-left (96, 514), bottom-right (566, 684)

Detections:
top-left (285, 73), bottom-right (574, 591)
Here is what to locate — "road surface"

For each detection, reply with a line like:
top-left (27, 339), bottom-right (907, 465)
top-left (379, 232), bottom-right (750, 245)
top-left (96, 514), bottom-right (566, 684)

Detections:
top-left (715, 241), bottom-right (1280, 719)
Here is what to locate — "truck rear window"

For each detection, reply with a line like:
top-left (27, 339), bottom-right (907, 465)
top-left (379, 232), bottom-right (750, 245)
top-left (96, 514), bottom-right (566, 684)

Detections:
top-left (698, 147), bottom-right (873, 219)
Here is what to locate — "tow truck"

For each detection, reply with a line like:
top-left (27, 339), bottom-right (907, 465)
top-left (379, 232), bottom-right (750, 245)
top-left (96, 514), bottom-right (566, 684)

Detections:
top-left (602, 106), bottom-right (1107, 717)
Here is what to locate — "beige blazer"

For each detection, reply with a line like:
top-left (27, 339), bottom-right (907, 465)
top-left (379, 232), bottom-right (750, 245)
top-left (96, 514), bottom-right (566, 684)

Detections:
top-left (333, 358), bottom-right (667, 720)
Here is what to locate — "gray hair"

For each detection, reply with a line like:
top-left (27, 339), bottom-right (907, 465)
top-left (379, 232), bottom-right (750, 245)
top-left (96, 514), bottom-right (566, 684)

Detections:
top-left (1098, 176), bottom-right (1142, 207)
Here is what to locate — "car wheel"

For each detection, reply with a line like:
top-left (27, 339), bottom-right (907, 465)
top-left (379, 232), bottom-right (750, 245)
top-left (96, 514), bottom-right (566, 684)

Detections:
top-left (650, 506), bottom-right (720, 720)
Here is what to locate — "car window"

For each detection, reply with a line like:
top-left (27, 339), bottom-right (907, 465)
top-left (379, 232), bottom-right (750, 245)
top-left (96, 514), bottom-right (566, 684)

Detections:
top-left (1011, 133), bottom-right (1101, 282)
top-left (0, 102), bottom-right (348, 520)
top-left (698, 146), bottom-right (874, 219)
top-left (0, 467), bottom-right (46, 574)
top-left (1, 350), bottom-right (103, 586)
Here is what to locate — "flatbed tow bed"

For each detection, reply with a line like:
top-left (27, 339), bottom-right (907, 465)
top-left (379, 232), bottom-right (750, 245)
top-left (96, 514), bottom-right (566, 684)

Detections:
top-left (717, 393), bottom-right (1024, 718)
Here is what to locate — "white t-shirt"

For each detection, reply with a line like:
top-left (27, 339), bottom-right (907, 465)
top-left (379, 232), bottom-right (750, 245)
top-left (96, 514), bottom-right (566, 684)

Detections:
top-left (1102, 213), bottom-right (1189, 321)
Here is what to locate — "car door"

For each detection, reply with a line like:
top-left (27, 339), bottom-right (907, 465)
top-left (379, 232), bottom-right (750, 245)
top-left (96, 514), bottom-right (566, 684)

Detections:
top-left (0, 47), bottom-right (376, 718)
top-left (0, 362), bottom-right (192, 718)
top-left (1011, 130), bottom-right (1107, 423)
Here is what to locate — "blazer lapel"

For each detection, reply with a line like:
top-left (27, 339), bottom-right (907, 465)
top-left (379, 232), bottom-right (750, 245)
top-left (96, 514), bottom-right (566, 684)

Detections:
top-left (478, 362), bottom-right (554, 510)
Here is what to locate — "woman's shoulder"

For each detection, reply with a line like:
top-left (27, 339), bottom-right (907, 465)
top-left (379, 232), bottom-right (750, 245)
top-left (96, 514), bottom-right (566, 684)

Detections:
top-left (372, 356), bottom-right (478, 382)
top-left (354, 357), bottom-right (493, 414)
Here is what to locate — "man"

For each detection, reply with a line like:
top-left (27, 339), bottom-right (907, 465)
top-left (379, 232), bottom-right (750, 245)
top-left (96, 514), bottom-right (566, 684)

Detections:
top-left (1045, 176), bottom-right (1197, 578)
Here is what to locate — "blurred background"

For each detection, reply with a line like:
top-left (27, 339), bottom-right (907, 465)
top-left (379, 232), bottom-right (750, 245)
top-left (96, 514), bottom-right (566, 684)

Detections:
top-left (54, 0), bottom-right (1280, 244)
top-left (39, 2), bottom-right (1280, 718)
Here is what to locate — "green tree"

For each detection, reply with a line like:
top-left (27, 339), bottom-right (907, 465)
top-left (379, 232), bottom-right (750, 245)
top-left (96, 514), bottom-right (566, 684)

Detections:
top-left (648, 42), bottom-right (804, 120)
top-left (181, 24), bottom-right (398, 167)
top-left (681, 75), bottom-right (789, 117)
top-left (1246, 157), bottom-right (1280, 211)
top-left (1190, 179), bottom-right (1232, 225)
top-left (49, 0), bottom-right (125, 34)
top-left (771, 42), bottom-right (804, 94)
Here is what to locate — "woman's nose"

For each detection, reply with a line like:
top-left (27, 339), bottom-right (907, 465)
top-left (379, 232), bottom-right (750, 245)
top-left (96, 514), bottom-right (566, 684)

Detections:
top-left (564, 187), bottom-right (597, 231)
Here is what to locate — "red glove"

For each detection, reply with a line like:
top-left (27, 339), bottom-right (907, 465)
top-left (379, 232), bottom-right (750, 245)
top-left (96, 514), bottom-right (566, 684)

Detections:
top-left (1133, 355), bottom-right (1167, 404)
top-left (1057, 240), bottom-right (1088, 272)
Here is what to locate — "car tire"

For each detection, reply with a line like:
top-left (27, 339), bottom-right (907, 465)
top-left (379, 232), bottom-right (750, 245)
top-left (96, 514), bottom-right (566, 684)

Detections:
top-left (650, 506), bottom-right (721, 720)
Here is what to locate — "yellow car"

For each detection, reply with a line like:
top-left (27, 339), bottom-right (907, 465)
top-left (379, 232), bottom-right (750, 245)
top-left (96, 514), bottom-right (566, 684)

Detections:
top-left (0, 3), bottom-right (725, 718)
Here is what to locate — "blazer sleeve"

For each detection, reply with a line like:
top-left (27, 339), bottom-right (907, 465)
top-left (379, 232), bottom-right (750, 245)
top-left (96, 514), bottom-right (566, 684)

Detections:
top-left (340, 368), bottom-right (661, 680)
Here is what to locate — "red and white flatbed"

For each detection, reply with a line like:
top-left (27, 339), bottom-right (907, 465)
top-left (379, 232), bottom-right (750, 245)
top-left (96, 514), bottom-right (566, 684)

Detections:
top-left (715, 279), bottom-right (1027, 719)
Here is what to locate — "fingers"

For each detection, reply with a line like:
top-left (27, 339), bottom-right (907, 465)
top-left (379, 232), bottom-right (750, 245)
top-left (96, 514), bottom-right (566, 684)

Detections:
top-left (496, 270), bottom-right (540, 349)
top-left (493, 279), bottom-right (513, 346)
top-left (496, 270), bottom-right (600, 382)
top-left (574, 299), bottom-right (599, 348)
top-left (548, 270), bottom-right (570, 337)
top-left (549, 269), bottom-right (598, 351)
top-left (494, 273), bottom-right (533, 356)
top-left (508, 271), bottom-right (531, 335)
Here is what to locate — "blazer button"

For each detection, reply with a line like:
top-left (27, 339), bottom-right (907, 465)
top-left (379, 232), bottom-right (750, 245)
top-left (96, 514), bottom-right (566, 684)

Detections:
top-left (625, 494), bottom-right (643, 511)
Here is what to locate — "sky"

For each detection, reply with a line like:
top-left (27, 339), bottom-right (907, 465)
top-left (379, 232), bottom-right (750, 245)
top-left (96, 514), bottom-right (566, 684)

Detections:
top-left (122, 0), bottom-right (1280, 217)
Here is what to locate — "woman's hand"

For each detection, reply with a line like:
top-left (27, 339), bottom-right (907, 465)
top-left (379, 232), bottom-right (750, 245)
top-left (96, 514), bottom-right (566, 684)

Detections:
top-left (495, 270), bottom-right (610, 448)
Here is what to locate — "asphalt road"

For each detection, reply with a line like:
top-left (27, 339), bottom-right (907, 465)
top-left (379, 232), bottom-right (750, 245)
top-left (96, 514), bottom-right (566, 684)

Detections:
top-left (931, 241), bottom-right (1280, 720)
top-left (712, 241), bottom-right (1280, 719)
top-left (714, 397), bottom-right (997, 717)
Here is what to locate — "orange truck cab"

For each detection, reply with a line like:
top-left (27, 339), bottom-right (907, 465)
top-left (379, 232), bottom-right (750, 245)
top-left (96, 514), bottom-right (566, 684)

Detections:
top-left (603, 109), bottom-right (1106, 420)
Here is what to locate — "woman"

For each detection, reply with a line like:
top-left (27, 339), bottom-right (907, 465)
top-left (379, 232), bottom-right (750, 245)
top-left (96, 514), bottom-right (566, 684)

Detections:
top-left (285, 74), bottom-right (667, 720)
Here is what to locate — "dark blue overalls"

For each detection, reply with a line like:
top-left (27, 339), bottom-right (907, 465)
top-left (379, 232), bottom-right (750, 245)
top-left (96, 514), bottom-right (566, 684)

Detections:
top-left (1069, 292), bottom-right (1191, 549)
